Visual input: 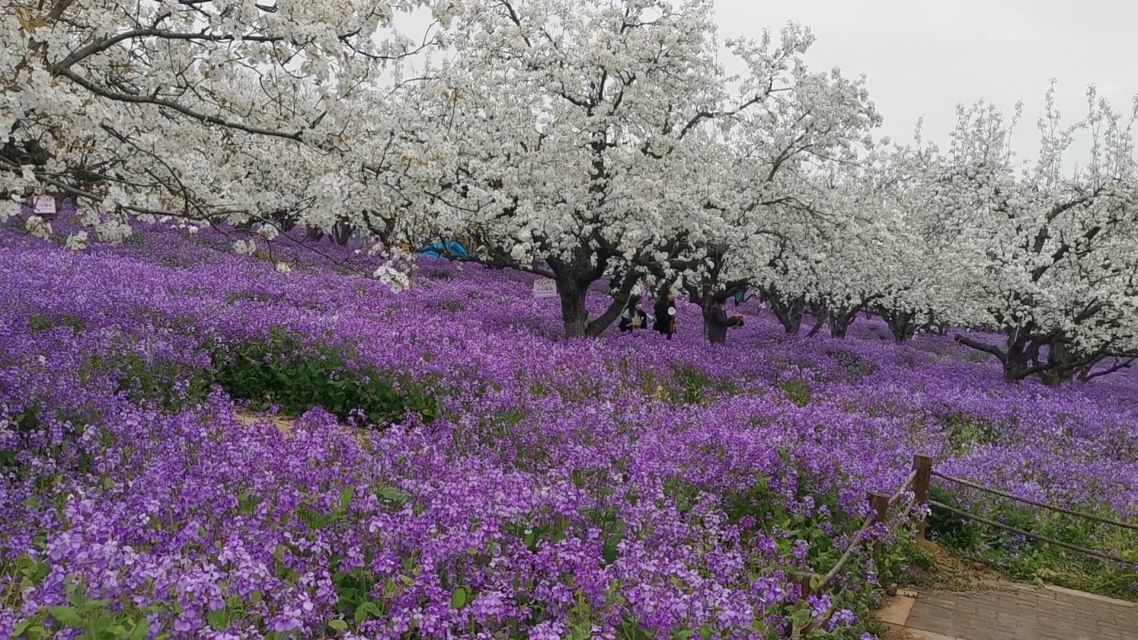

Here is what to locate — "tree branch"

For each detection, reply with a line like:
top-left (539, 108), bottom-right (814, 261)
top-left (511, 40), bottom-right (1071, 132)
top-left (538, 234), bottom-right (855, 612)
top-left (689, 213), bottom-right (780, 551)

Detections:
top-left (60, 69), bottom-right (305, 142)
top-left (954, 335), bottom-right (1008, 364)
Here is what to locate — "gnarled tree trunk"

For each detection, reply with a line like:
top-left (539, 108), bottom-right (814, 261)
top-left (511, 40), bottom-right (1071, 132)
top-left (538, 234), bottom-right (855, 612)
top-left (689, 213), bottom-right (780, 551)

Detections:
top-left (825, 300), bottom-right (873, 339)
top-left (883, 309), bottom-right (918, 342)
top-left (828, 310), bottom-right (857, 339)
top-left (767, 288), bottom-right (806, 335)
top-left (956, 330), bottom-right (1107, 386)
top-left (556, 278), bottom-right (590, 338)
top-left (549, 251), bottom-right (637, 338)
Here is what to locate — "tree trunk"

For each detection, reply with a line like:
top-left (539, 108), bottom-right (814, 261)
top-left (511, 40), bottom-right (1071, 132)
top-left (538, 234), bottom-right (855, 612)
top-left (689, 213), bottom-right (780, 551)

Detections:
top-left (829, 314), bottom-right (854, 339)
top-left (551, 261), bottom-right (638, 339)
top-left (683, 283), bottom-right (713, 339)
top-left (807, 301), bottom-right (828, 337)
top-left (768, 289), bottom-right (806, 335)
top-left (270, 210), bottom-right (296, 232)
top-left (1036, 338), bottom-right (1094, 386)
top-left (556, 279), bottom-right (590, 338)
top-left (827, 304), bottom-right (861, 339)
top-left (961, 331), bottom-right (1089, 386)
top-left (586, 273), bottom-right (639, 337)
top-left (884, 310), bottom-right (918, 342)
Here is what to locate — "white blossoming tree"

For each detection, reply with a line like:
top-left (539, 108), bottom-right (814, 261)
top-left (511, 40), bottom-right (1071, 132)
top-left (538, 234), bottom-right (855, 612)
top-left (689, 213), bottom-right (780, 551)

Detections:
top-left (1, 0), bottom-right (438, 245)
top-left (410, 0), bottom-right (727, 337)
top-left (415, 0), bottom-right (879, 338)
top-left (935, 87), bottom-right (1138, 384)
top-left (796, 147), bottom-right (970, 341)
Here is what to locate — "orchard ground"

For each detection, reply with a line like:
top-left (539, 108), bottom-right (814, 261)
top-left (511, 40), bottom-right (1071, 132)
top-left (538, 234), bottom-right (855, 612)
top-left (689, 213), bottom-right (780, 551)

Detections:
top-left (0, 224), bottom-right (1135, 639)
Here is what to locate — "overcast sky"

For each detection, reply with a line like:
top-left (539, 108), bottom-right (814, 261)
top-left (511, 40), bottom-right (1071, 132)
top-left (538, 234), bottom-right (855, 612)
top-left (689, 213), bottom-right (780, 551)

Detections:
top-left (713, 0), bottom-right (1138, 156)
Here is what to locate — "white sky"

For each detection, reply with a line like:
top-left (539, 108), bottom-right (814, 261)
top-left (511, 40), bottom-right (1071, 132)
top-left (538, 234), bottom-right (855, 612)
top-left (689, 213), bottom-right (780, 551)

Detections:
top-left (713, 0), bottom-right (1138, 156)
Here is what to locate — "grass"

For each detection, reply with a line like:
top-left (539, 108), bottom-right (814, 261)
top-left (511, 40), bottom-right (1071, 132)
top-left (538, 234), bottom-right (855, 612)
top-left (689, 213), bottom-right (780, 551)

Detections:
top-left (925, 486), bottom-right (1138, 599)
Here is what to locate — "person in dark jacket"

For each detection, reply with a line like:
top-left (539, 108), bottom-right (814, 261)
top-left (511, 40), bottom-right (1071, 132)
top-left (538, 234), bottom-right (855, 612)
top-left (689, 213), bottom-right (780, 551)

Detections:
top-left (619, 295), bottom-right (649, 332)
top-left (653, 289), bottom-right (677, 339)
top-left (707, 292), bottom-right (744, 344)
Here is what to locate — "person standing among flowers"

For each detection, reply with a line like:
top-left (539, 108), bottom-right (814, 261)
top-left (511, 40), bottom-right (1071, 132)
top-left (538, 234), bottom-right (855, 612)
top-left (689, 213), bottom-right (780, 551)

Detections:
top-left (654, 288), bottom-right (677, 339)
top-left (706, 291), bottom-right (744, 344)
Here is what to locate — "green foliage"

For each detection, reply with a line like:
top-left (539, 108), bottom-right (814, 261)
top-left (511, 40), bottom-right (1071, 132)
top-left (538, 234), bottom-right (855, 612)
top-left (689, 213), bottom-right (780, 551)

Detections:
top-left (502, 516), bottom-right (571, 554)
top-left (778, 380), bottom-right (813, 407)
top-left (672, 363), bottom-right (716, 405)
top-left (928, 487), bottom-right (1138, 598)
top-left (225, 291), bottom-right (275, 305)
top-left (78, 325), bottom-right (440, 425)
top-left (83, 351), bottom-right (212, 413)
top-left (664, 363), bottom-right (739, 405)
top-left (876, 535), bottom-right (936, 590)
top-left (376, 485), bottom-right (412, 510)
top-left (826, 349), bottom-right (877, 380)
top-left (939, 413), bottom-right (999, 452)
top-left (12, 583), bottom-right (155, 640)
top-left (211, 328), bottom-right (440, 424)
top-left (926, 485), bottom-right (984, 550)
top-left (28, 314), bottom-right (86, 334)
top-left (450, 586), bottom-right (469, 610)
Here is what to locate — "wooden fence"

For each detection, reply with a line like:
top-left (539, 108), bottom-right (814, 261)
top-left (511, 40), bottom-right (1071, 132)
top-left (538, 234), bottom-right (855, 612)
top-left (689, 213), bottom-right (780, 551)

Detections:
top-left (787, 453), bottom-right (1135, 637)
top-left (924, 455), bottom-right (1136, 564)
top-left (788, 458), bottom-right (927, 636)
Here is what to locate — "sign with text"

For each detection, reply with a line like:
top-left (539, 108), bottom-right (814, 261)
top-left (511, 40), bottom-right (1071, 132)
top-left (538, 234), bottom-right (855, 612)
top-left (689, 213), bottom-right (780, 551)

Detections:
top-left (532, 278), bottom-right (557, 299)
top-left (33, 196), bottom-right (56, 215)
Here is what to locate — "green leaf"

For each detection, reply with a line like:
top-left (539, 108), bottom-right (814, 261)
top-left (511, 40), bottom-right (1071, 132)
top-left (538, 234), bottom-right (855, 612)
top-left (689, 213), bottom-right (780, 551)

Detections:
top-left (450, 586), bottom-right (469, 610)
top-left (790, 608), bottom-right (811, 632)
top-left (66, 589), bottom-right (88, 608)
top-left (30, 561), bottom-right (51, 583)
top-left (338, 486), bottom-right (354, 512)
top-left (48, 606), bottom-right (82, 627)
top-left (376, 486), bottom-right (410, 507)
top-left (328, 619), bottom-right (348, 632)
top-left (11, 618), bottom-right (30, 637)
top-left (207, 608), bottom-right (228, 629)
top-left (130, 618), bottom-right (150, 640)
top-left (354, 602), bottom-right (381, 624)
top-left (699, 623), bottom-right (713, 640)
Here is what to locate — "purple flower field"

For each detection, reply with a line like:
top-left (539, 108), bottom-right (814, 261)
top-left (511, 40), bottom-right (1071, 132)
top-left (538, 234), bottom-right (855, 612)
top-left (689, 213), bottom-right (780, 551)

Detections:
top-left (1, 225), bottom-right (1135, 639)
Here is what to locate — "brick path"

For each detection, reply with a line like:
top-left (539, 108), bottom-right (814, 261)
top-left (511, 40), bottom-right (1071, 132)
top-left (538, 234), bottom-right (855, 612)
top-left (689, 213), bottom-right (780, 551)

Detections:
top-left (878, 585), bottom-right (1138, 640)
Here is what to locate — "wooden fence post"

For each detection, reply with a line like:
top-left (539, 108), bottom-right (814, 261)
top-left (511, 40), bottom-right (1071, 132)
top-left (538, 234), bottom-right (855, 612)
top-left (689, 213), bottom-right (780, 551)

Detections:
top-left (912, 454), bottom-right (932, 539)
top-left (867, 491), bottom-right (890, 558)
top-left (868, 492), bottom-right (890, 525)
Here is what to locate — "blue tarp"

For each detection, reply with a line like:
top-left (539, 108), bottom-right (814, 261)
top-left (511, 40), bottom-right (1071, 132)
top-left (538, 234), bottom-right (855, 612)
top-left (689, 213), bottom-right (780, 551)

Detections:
top-left (417, 240), bottom-right (469, 260)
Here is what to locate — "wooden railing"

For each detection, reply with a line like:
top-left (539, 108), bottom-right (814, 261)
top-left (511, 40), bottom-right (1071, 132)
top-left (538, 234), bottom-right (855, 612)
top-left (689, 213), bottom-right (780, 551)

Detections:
top-left (785, 453), bottom-right (1134, 638)
top-left (925, 457), bottom-right (1136, 564)
top-left (788, 458), bottom-right (927, 636)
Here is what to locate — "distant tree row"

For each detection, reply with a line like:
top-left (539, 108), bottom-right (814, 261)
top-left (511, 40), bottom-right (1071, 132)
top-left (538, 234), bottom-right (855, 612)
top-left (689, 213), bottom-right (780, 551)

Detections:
top-left (3, 0), bottom-right (1135, 384)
